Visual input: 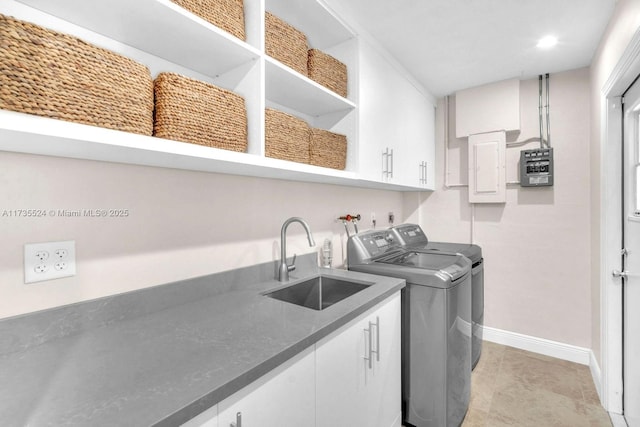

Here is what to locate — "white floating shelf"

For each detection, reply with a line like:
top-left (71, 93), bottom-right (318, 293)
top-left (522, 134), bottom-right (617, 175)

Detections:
top-left (0, 111), bottom-right (364, 186)
top-left (265, 58), bottom-right (355, 117)
top-left (15, 0), bottom-right (260, 78)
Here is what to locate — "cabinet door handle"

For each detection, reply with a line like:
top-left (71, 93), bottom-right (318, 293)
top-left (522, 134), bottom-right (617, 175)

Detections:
top-left (371, 316), bottom-right (380, 362)
top-left (382, 149), bottom-right (388, 179)
top-left (363, 324), bottom-right (373, 369)
top-left (419, 161), bottom-right (427, 185)
top-left (230, 411), bottom-right (242, 427)
top-left (389, 149), bottom-right (394, 178)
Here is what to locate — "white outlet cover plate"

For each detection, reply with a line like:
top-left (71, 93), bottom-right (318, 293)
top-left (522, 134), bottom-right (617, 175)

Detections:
top-left (24, 240), bottom-right (76, 284)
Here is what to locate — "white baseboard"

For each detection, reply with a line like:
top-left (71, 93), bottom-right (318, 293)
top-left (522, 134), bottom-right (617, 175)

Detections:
top-left (589, 350), bottom-right (603, 402)
top-left (482, 326), bottom-right (591, 365)
top-left (609, 413), bottom-right (628, 427)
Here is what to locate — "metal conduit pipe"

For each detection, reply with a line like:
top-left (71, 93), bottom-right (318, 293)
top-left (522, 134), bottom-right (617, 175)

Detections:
top-left (539, 75), bottom-right (544, 149)
top-left (546, 73), bottom-right (551, 147)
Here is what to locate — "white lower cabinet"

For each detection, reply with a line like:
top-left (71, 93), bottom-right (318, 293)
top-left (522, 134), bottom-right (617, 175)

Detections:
top-left (217, 346), bottom-right (316, 427)
top-left (316, 292), bottom-right (402, 427)
top-left (184, 291), bottom-right (401, 427)
top-left (182, 346), bottom-right (315, 427)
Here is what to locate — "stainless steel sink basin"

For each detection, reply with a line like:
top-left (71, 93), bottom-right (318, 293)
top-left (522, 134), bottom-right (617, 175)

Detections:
top-left (264, 275), bottom-right (373, 311)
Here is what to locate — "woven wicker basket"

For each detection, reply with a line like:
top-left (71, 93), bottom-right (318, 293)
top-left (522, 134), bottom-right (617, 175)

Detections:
top-left (265, 12), bottom-right (308, 76)
top-left (310, 128), bottom-right (347, 170)
top-left (308, 48), bottom-right (348, 98)
top-left (265, 108), bottom-right (310, 164)
top-left (154, 73), bottom-right (248, 152)
top-left (0, 14), bottom-right (153, 135)
top-left (170, 0), bottom-right (245, 41)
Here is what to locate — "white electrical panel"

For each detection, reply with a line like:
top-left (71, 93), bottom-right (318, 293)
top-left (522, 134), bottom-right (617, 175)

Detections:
top-left (468, 131), bottom-right (506, 203)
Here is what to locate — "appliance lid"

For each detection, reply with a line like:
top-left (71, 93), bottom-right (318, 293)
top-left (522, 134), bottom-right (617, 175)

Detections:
top-left (389, 224), bottom-right (483, 263)
top-left (377, 251), bottom-right (470, 281)
top-left (424, 242), bottom-right (482, 263)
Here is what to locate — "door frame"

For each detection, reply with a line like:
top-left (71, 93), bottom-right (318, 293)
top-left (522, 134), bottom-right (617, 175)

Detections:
top-left (601, 28), bottom-right (640, 414)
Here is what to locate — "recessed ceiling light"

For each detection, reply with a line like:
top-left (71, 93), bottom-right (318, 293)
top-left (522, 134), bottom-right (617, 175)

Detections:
top-left (537, 35), bottom-right (558, 49)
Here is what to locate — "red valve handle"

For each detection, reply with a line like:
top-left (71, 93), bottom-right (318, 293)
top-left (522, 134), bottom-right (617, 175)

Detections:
top-left (338, 214), bottom-right (361, 222)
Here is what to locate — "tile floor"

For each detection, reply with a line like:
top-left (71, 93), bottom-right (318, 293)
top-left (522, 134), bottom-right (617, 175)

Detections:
top-left (461, 341), bottom-right (612, 427)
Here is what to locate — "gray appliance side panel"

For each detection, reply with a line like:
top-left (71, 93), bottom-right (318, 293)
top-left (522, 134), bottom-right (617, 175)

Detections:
top-left (404, 284), bottom-right (447, 427)
top-left (404, 276), bottom-right (472, 427)
top-left (472, 261), bottom-right (484, 368)
top-left (447, 275), bottom-right (472, 426)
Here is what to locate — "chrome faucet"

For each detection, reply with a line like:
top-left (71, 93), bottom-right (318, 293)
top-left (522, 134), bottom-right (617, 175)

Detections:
top-left (278, 217), bottom-right (316, 281)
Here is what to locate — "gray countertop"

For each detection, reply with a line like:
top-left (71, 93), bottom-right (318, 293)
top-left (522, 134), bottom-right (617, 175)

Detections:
top-left (0, 256), bottom-right (404, 426)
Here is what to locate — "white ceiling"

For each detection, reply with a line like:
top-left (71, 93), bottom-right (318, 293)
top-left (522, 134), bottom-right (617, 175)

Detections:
top-left (327, 0), bottom-right (617, 97)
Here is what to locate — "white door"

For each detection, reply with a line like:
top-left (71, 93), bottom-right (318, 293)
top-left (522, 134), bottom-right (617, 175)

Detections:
top-left (622, 78), bottom-right (640, 427)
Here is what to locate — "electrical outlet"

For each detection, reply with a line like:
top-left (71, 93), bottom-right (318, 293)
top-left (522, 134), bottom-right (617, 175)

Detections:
top-left (388, 212), bottom-right (395, 225)
top-left (54, 248), bottom-right (68, 259)
top-left (34, 264), bottom-right (49, 273)
top-left (24, 240), bottom-right (76, 284)
top-left (371, 212), bottom-right (377, 229)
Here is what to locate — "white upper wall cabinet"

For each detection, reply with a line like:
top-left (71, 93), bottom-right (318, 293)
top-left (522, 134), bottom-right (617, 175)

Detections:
top-left (358, 39), bottom-right (435, 190)
top-left (455, 79), bottom-right (520, 138)
top-left (1, 0), bottom-right (435, 191)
